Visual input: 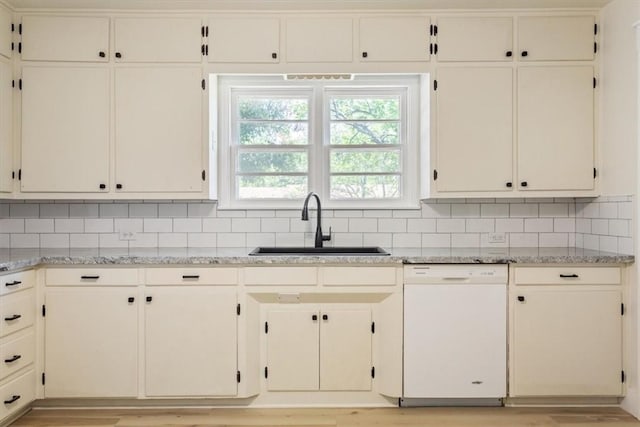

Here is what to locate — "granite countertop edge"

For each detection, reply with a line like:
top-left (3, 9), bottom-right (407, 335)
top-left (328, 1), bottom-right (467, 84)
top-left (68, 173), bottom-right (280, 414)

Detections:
top-left (0, 248), bottom-right (634, 273)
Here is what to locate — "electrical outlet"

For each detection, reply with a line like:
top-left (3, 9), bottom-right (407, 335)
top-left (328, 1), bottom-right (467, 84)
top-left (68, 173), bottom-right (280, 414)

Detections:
top-left (119, 230), bottom-right (137, 241)
top-left (487, 233), bottom-right (506, 244)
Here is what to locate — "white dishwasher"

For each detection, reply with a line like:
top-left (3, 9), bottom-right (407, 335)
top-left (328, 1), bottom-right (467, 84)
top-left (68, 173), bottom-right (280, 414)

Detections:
top-left (402, 264), bottom-right (507, 406)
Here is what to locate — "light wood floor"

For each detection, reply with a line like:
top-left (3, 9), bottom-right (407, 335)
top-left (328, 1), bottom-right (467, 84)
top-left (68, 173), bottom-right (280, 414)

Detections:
top-left (9, 407), bottom-right (640, 427)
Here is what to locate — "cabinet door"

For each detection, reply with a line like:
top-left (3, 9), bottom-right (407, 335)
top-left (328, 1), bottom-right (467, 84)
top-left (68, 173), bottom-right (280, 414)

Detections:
top-left (435, 67), bottom-right (513, 192)
top-left (209, 17), bottom-right (279, 63)
top-left (115, 67), bottom-right (203, 193)
top-left (320, 307), bottom-right (371, 391)
top-left (286, 17), bottom-right (352, 63)
top-left (517, 66), bottom-right (594, 191)
top-left (0, 7), bottom-right (11, 59)
top-left (436, 17), bottom-right (513, 62)
top-left (21, 67), bottom-right (110, 193)
top-left (145, 287), bottom-right (237, 397)
top-left (359, 16), bottom-right (429, 62)
top-left (512, 288), bottom-right (622, 396)
top-left (518, 16), bottom-right (595, 61)
top-left (114, 17), bottom-right (202, 63)
top-left (21, 16), bottom-right (109, 62)
top-left (44, 287), bottom-right (138, 397)
top-left (0, 60), bottom-right (12, 193)
top-left (266, 308), bottom-right (319, 391)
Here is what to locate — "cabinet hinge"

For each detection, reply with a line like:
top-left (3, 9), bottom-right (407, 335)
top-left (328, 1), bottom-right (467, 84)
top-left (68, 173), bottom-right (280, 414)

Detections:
top-left (594, 167), bottom-right (597, 179)
top-left (18, 169), bottom-right (21, 181)
top-left (41, 304), bottom-right (45, 317)
top-left (264, 321), bottom-right (268, 334)
top-left (11, 23), bottom-right (14, 32)
top-left (237, 370), bottom-right (241, 383)
top-left (371, 322), bottom-right (375, 334)
top-left (17, 42), bottom-right (21, 54)
top-left (594, 42), bottom-right (598, 54)
top-left (41, 372), bottom-right (45, 385)
top-left (371, 367), bottom-right (375, 378)
top-left (621, 303), bottom-right (625, 316)
top-left (17, 79), bottom-right (21, 91)
top-left (10, 42), bottom-right (13, 52)
top-left (202, 170), bottom-right (206, 181)
top-left (593, 77), bottom-right (597, 89)
top-left (429, 24), bottom-right (433, 36)
top-left (11, 171), bottom-right (14, 179)
top-left (264, 366), bottom-right (268, 378)
top-left (434, 43), bottom-right (438, 55)
top-left (433, 169), bottom-right (438, 181)
top-left (236, 303), bottom-right (241, 316)
top-left (201, 25), bottom-right (205, 37)
top-left (594, 23), bottom-right (598, 35)
top-left (622, 370), bottom-right (626, 383)
top-left (206, 45), bottom-right (209, 56)
top-left (433, 79), bottom-right (437, 91)
top-left (206, 26), bottom-right (209, 37)
top-left (11, 79), bottom-right (13, 88)
top-left (201, 79), bottom-right (206, 90)
top-left (18, 23), bottom-right (21, 35)
top-left (433, 24), bottom-right (438, 36)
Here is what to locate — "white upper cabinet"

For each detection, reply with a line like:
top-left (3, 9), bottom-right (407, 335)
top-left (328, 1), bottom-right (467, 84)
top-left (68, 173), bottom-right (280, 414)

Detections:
top-left (208, 17), bottom-right (279, 63)
top-left (114, 17), bottom-right (202, 63)
top-left (436, 16), bottom-right (513, 62)
top-left (286, 17), bottom-right (353, 63)
top-left (518, 16), bottom-right (596, 61)
top-left (0, 60), bottom-right (12, 193)
top-left (114, 67), bottom-right (204, 193)
top-left (0, 7), bottom-right (12, 59)
top-left (21, 66), bottom-right (110, 193)
top-left (359, 16), bottom-right (430, 62)
top-left (435, 67), bottom-right (513, 193)
top-left (21, 16), bottom-right (109, 62)
top-left (517, 66), bottom-right (594, 191)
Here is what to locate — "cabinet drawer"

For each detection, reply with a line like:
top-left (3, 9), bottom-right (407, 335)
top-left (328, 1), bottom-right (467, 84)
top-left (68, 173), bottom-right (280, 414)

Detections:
top-left (0, 331), bottom-right (34, 381)
top-left (0, 290), bottom-right (35, 338)
top-left (46, 268), bottom-right (139, 286)
top-left (514, 267), bottom-right (620, 285)
top-left (0, 271), bottom-right (34, 296)
top-left (146, 268), bottom-right (238, 285)
top-left (322, 267), bottom-right (397, 286)
top-left (0, 370), bottom-right (35, 420)
top-left (244, 267), bottom-right (317, 286)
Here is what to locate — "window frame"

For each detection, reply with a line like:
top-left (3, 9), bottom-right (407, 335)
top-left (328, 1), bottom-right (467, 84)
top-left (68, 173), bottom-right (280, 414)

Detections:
top-left (216, 74), bottom-right (423, 210)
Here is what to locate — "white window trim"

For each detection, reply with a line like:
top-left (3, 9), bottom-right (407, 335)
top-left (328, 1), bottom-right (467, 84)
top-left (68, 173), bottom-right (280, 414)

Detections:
top-left (215, 74), bottom-right (426, 210)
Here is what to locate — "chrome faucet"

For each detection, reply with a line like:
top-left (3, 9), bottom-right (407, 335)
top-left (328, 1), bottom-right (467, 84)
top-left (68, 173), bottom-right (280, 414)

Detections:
top-left (301, 192), bottom-right (331, 248)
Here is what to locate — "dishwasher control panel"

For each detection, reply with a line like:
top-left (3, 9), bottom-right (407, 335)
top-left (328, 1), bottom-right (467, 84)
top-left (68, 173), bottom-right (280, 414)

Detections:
top-left (403, 264), bottom-right (508, 284)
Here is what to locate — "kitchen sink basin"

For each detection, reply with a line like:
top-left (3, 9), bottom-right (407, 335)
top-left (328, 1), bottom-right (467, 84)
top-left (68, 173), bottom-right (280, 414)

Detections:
top-left (249, 246), bottom-right (390, 256)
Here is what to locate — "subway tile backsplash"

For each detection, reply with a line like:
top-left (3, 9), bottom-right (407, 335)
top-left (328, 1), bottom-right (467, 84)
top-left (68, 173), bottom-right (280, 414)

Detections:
top-left (0, 197), bottom-right (633, 254)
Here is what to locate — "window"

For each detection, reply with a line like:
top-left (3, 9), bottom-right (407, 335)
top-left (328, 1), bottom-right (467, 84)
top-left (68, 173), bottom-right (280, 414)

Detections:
top-left (216, 75), bottom-right (425, 209)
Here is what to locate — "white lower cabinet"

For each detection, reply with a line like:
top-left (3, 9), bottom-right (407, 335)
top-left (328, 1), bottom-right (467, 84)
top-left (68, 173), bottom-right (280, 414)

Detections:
top-left (266, 305), bottom-right (372, 392)
top-left (510, 267), bottom-right (623, 397)
top-left (44, 287), bottom-right (138, 397)
top-left (0, 270), bottom-right (36, 424)
top-left (144, 287), bottom-right (238, 397)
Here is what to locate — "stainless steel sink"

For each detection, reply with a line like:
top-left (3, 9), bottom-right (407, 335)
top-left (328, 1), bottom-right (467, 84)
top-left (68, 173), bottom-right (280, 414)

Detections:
top-left (249, 246), bottom-right (390, 256)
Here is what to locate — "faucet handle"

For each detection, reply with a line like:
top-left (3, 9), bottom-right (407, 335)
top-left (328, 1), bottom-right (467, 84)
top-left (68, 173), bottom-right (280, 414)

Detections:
top-left (323, 227), bottom-right (332, 242)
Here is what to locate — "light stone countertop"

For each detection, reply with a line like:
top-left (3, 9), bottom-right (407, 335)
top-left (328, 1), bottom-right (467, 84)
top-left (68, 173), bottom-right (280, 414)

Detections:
top-left (0, 247), bottom-right (633, 273)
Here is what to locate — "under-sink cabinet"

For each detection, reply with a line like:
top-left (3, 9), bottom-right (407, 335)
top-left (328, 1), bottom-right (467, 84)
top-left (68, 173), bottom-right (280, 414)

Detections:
top-left (265, 305), bottom-right (372, 392)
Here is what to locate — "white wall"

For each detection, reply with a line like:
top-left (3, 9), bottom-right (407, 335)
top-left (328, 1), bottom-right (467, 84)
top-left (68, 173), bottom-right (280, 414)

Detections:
top-left (601, 0), bottom-right (640, 418)
top-left (600, 0), bottom-right (640, 196)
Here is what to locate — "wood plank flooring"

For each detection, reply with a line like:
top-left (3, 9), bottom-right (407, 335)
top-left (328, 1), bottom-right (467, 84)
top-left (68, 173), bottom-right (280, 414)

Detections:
top-left (9, 407), bottom-right (640, 427)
